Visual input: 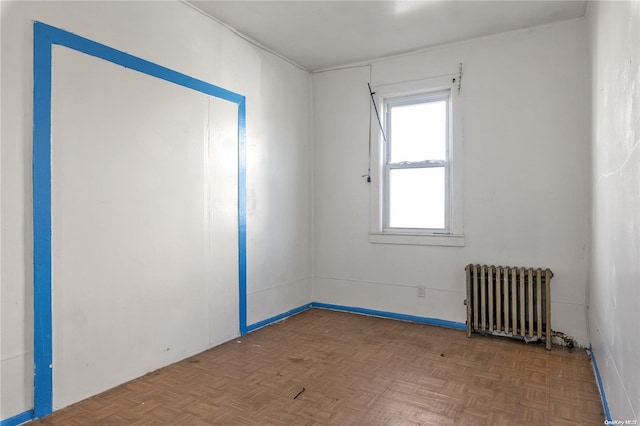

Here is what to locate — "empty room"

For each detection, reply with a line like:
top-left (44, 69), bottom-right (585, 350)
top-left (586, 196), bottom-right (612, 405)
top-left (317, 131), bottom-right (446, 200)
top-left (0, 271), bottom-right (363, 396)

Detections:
top-left (1, 0), bottom-right (638, 425)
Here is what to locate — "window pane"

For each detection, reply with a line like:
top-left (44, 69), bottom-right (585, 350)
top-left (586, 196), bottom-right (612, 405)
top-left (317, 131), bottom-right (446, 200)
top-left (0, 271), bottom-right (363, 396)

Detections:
top-left (388, 167), bottom-right (445, 229)
top-left (389, 100), bottom-right (447, 163)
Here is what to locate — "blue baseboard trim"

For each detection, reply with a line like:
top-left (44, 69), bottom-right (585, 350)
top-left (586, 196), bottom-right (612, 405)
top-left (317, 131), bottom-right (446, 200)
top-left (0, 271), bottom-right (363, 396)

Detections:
top-left (243, 302), bottom-right (467, 335)
top-left (1, 410), bottom-right (34, 426)
top-left (244, 303), bottom-right (313, 333)
top-left (589, 345), bottom-right (612, 422)
top-left (311, 302), bottom-right (467, 330)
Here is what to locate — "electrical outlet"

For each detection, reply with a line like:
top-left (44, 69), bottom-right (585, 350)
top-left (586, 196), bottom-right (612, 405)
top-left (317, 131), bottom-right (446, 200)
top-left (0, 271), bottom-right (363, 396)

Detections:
top-left (417, 285), bottom-right (426, 298)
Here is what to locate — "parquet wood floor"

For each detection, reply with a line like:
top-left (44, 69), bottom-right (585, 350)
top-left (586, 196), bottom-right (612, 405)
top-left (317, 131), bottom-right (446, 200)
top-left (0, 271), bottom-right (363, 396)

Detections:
top-left (30, 308), bottom-right (605, 425)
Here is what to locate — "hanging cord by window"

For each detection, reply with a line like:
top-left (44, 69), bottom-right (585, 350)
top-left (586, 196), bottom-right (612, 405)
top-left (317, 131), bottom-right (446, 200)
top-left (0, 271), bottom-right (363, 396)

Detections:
top-left (363, 83), bottom-right (379, 183)
top-left (364, 82), bottom-right (385, 183)
top-left (368, 83), bottom-right (386, 143)
top-left (364, 92), bottom-right (372, 183)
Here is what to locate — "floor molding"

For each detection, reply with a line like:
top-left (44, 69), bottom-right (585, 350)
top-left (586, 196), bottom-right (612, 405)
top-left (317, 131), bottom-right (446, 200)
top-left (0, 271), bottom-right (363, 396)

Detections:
top-left (589, 344), bottom-right (613, 422)
top-left (0, 410), bottom-right (34, 426)
top-left (311, 302), bottom-right (467, 330)
top-left (245, 303), bottom-right (313, 333)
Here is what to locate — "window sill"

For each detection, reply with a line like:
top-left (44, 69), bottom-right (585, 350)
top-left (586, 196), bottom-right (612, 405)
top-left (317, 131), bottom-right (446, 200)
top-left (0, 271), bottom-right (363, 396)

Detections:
top-left (368, 232), bottom-right (465, 247)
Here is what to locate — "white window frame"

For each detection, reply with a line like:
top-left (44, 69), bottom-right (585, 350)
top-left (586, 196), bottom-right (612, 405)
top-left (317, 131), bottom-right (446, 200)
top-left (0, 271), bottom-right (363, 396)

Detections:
top-left (369, 76), bottom-right (464, 246)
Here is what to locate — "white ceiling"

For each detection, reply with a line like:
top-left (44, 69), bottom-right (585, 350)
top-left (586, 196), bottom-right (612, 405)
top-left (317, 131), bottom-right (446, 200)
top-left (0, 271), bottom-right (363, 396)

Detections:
top-left (187, 1), bottom-right (587, 72)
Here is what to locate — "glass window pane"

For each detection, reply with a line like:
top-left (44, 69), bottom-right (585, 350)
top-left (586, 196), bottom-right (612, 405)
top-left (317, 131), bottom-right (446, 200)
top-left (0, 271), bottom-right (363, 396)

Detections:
top-left (388, 167), bottom-right (445, 229)
top-left (389, 100), bottom-right (447, 163)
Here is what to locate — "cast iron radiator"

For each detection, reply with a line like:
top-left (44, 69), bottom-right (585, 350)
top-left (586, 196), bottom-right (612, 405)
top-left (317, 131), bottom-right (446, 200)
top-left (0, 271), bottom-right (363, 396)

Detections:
top-left (465, 264), bottom-right (553, 350)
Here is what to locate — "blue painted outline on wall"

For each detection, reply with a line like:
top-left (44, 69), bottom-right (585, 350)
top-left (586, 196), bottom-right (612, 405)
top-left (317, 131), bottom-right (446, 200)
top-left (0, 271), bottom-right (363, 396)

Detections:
top-left (32, 21), bottom-right (247, 420)
top-left (589, 345), bottom-right (612, 422)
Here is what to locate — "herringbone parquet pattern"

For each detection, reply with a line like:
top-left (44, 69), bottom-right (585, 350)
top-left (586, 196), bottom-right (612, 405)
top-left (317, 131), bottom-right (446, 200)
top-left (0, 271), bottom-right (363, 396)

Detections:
top-left (30, 308), bottom-right (604, 425)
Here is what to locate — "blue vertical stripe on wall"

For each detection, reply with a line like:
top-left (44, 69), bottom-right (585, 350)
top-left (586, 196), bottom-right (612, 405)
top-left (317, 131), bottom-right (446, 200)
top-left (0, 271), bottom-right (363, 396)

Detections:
top-left (33, 21), bottom-right (54, 420)
top-left (238, 100), bottom-right (248, 335)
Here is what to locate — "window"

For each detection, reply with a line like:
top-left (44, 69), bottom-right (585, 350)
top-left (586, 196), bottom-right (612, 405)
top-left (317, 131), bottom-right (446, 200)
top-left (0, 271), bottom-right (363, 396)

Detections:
top-left (369, 77), bottom-right (464, 246)
top-left (385, 91), bottom-right (449, 230)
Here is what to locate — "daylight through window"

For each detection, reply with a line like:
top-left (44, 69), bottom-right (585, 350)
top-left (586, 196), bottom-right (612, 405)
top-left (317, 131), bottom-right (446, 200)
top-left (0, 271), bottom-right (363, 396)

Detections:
top-left (384, 91), bottom-right (450, 231)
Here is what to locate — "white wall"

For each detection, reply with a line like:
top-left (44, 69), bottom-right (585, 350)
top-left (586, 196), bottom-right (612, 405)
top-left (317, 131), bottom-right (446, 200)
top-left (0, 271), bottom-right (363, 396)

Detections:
top-left (587, 1), bottom-right (640, 421)
top-left (50, 48), bottom-right (243, 409)
top-left (1, 0), bottom-right (311, 419)
top-left (313, 19), bottom-right (590, 344)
